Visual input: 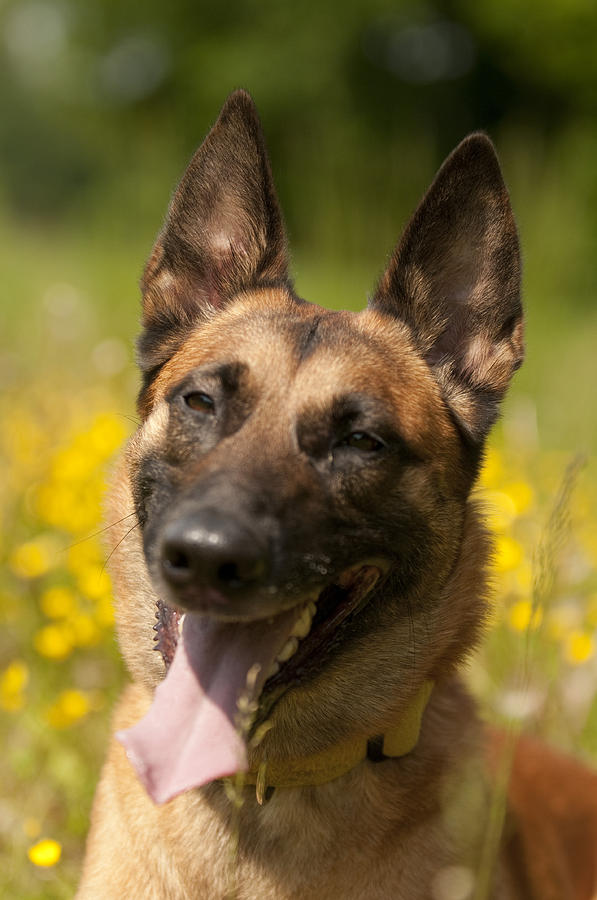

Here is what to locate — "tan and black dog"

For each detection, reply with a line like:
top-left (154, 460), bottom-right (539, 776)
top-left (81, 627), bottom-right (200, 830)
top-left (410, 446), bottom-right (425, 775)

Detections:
top-left (79, 91), bottom-right (597, 899)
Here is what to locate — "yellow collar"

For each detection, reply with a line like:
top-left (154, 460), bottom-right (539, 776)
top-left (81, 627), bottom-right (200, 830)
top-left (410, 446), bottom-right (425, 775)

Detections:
top-left (244, 681), bottom-right (433, 799)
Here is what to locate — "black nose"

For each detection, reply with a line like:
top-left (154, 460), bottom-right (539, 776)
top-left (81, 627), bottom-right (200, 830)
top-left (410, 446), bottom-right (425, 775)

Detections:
top-left (160, 509), bottom-right (269, 603)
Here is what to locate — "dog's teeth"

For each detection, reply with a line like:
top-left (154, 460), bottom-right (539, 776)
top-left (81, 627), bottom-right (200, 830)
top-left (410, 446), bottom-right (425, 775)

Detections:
top-left (291, 607), bottom-right (313, 639)
top-left (308, 600), bottom-right (317, 617)
top-left (178, 614), bottom-right (185, 637)
top-left (277, 636), bottom-right (299, 662)
top-left (266, 661), bottom-right (280, 679)
top-left (292, 618), bottom-right (310, 639)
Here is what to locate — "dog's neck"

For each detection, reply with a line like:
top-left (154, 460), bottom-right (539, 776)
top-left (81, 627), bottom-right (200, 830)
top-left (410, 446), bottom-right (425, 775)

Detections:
top-left (245, 680), bottom-right (434, 802)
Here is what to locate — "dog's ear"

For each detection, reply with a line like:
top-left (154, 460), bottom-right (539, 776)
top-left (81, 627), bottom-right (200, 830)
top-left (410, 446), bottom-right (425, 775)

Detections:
top-left (139, 89), bottom-right (290, 374)
top-left (370, 134), bottom-right (523, 442)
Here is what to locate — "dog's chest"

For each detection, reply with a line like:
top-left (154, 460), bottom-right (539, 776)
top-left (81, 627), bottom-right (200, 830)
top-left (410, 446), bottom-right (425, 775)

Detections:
top-left (170, 771), bottom-right (500, 900)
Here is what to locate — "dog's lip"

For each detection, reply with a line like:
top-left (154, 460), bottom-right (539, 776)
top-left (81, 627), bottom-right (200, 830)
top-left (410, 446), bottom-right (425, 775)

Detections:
top-left (153, 559), bottom-right (388, 677)
top-left (153, 566), bottom-right (322, 626)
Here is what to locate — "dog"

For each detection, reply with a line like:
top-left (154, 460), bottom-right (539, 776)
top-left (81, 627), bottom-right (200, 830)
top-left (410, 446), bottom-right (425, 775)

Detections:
top-left (79, 90), bottom-right (597, 899)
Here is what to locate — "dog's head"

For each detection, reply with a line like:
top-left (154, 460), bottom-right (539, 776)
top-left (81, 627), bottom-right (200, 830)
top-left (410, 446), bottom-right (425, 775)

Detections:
top-left (110, 91), bottom-right (523, 803)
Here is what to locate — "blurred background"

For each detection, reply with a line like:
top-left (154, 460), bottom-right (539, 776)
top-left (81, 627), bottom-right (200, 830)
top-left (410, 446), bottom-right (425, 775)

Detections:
top-left (1, 0), bottom-right (596, 895)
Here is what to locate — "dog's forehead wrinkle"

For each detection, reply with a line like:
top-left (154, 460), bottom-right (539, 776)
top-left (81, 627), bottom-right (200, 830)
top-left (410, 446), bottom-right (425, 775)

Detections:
top-left (176, 359), bottom-right (250, 394)
top-left (156, 293), bottom-right (425, 409)
top-left (158, 308), bottom-right (349, 406)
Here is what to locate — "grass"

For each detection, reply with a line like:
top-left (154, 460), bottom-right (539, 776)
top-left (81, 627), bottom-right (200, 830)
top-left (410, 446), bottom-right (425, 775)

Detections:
top-left (2, 336), bottom-right (596, 897)
top-left (1, 121), bottom-right (596, 894)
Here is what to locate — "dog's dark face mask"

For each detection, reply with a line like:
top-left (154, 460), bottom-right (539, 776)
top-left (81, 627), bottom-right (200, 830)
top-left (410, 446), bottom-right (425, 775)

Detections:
top-left (114, 90), bottom-right (523, 803)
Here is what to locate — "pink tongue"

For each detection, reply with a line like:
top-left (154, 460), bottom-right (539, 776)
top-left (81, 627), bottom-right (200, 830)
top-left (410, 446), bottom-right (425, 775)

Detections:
top-left (116, 608), bottom-right (299, 804)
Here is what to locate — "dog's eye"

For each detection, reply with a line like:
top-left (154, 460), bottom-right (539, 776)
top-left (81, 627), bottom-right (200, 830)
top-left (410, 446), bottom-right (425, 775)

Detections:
top-left (184, 392), bottom-right (215, 414)
top-left (340, 431), bottom-right (384, 452)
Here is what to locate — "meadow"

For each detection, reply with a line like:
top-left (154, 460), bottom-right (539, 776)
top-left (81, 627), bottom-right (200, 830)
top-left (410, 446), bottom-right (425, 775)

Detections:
top-left (2, 2), bottom-right (597, 892)
top-left (2, 211), bottom-right (596, 897)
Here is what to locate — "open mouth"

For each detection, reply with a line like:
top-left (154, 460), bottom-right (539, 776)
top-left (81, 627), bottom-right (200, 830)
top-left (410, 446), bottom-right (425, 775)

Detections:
top-left (119, 561), bottom-right (386, 804)
top-left (261, 564), bottom-right (383, 689)
top-left (154, 562), bottom-right (385, 697)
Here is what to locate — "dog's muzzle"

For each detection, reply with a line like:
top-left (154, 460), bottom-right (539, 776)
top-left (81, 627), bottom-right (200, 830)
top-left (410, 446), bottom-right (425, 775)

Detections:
top-left (159, 506), bottom-right (271, 616)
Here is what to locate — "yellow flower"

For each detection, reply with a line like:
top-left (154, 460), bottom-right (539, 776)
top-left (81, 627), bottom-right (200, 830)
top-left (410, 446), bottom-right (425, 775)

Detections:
top-left (69, 613), bottom-right (101, 647)
top-left (34, 624), bottom-right (73, 660)
top-left (36, 475), bottom-right (104, 535)
top-left (502, 481), bottom-right (534, 516)
top-left (494, 535), bottom-right (524, 573)
top-left (67, 541), bottom-right (102, 576)
top-left (507, 600), bottom-right (543, 633)
top-left (479, 446), bottom-right (502, 488)
top-left (28, 838), bottom-right (62, 867)
top-left (40, 586), bottom-right (76, 619)
top-left (9, 538), bottom-right (55, 579)
top-left (0, 660), bottom-right (29, 711)
top-left (87, 413), bottom-right (126, 459)
top-left (77, 564), bottom-right (111, 600)
top-left (46, 689), bottom-right (91, 728)
top-left (564, 630), bottom-right (594, 666)
top-left (36, 483), bottom-right (75, 529)
top-left (96, 595), bottom-right (115, 627)
top-left (51, 445), bottom-right (97, 481)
